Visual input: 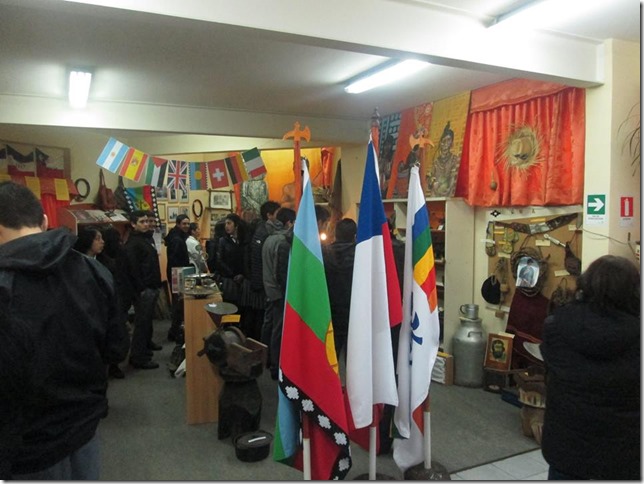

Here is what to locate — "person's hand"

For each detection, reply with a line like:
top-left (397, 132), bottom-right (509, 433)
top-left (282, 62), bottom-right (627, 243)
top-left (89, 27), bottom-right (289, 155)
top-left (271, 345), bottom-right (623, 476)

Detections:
top-left (233, 274), bottom-right (244, 284)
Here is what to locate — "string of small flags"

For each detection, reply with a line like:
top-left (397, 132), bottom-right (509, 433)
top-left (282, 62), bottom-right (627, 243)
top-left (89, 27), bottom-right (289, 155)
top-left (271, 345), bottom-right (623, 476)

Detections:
top-left (95, 138), bottom-right (267, 190)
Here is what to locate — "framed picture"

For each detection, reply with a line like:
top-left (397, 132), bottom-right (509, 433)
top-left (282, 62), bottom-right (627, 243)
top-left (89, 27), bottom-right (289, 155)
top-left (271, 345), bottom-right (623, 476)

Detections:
top-left (157, 203), bottom-right (167, 221)
top-left (168, 188), bottom-right (179, 202)
top-left (484, 332), bottom-right (514, 371)
top-left (209, 190), bottom-right (233, 210)
top-left (178, 205), bottom-right (190, 216)
top-left (168, 205), bottom-right (180, 221)
top-left (155, 186), bottom-right (168, 201)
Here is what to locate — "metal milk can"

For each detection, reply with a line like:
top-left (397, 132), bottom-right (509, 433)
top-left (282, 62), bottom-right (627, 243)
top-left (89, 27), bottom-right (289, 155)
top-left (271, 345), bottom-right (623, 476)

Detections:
top-left (452, 304), bottom-right (487, 387)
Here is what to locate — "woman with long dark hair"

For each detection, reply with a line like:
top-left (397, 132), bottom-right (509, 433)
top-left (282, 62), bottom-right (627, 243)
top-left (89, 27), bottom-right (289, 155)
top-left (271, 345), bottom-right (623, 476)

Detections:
top-left (540, 255), bottom-right (640, 480)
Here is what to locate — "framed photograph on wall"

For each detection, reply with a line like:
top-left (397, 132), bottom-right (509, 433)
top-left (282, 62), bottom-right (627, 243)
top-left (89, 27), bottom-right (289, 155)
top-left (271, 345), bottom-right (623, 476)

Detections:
top-left (157, 203), bottom-right (167, 221)
top-left (168, 205), bottom-right (180, 221)
top-left (155, 186), bottom-right (168, 201)
top-left (484, 332), bottom-right (514, 371)
top-left (209, 190), bottom-right (233, 210)
top-left (178, 205), bottom-right (190, 217)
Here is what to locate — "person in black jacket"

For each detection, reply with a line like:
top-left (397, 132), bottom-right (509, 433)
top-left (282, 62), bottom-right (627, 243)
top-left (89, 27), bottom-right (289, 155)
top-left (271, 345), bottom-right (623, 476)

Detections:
top-left (0, 181), bottom-right (128, 480)
top-left (322, 218), bottom-right (357, 358)
top-left (124, 210), bottom-right (163, 369)
top-left (164, 214), bottom-right (190, 342)
top-left (540, 254), bottom-right (640, 480)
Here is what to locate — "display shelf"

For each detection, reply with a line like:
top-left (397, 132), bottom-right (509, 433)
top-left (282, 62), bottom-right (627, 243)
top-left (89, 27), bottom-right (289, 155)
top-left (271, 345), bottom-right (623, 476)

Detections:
top-left (383, 197), bottom-right (474, 353)
top-left (57, 204), bottom-right (130, 235)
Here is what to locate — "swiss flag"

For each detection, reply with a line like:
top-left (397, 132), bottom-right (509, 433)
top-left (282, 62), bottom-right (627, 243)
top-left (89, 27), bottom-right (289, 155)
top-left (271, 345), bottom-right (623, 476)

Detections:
top-left (207, 159), bottom-right (230, 189)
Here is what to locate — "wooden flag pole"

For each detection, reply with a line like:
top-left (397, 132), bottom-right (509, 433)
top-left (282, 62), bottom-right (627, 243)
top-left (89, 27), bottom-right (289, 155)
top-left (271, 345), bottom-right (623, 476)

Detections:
top-left (302, 412), bottom-right (312, 480)
top-left (283, 122), bottom-right (311, 212)
top-left (370, 108), bottom-right (380, 156)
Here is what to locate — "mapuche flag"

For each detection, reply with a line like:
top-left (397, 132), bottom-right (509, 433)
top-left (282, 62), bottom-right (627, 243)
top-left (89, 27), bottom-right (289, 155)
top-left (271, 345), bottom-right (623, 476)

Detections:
top-left (393, 165), bottom-right (441, 473)
top-left (189, 162), bottom-right (208, 190)
top-left (274, 163), bottom-right (352, 480)
top-left (346, 137), bottom-right (402, 430)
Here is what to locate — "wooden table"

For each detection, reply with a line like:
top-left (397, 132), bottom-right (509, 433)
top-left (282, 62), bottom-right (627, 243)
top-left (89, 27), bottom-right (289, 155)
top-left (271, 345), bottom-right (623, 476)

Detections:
top-left (184, 293), bottom-right (223, 424)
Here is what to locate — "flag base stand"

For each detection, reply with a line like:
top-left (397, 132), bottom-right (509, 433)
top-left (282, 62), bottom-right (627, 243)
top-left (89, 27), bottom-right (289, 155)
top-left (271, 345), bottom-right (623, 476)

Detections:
top-left (404, 461), bottom-right (450, 480)
top-left (352, 472), bottom-right (397, 480)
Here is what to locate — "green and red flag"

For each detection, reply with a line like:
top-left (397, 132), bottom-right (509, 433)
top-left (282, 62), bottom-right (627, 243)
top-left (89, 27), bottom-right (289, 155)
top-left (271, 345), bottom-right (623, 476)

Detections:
top-left (273, 164), bottom-right (352, 480)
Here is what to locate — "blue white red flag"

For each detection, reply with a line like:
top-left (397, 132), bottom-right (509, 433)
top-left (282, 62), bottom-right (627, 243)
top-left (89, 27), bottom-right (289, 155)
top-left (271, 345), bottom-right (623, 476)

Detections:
top-left (346, 137), bottom-right (402, 430)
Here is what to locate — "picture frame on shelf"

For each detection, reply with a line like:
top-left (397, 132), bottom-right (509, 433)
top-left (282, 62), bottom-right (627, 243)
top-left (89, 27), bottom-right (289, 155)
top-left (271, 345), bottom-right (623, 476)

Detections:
top-left (209, 190), bottom-right (233, 210)
top-left (484, 332), bottom-right (514, 371)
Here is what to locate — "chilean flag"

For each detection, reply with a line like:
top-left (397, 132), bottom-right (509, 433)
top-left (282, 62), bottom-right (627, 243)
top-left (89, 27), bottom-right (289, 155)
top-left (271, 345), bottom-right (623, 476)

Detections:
top-left (346, 137), bottom-right (402, 430)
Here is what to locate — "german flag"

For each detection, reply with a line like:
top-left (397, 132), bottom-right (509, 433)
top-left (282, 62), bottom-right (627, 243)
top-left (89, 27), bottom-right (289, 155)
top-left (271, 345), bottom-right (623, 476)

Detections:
top-left (224, 153), bottom-right (248, 185)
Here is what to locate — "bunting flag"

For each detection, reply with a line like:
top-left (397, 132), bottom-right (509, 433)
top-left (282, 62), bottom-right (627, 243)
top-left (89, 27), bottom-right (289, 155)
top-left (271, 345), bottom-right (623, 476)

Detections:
top-left (274, 163), bottom-right (352, 480)
top-left (206, 158), bottom-right (230, 189)
top-left (166, 159), bottom-right (188, 191)
top-left (224, 153), bottom-right (249, 185)
top-left (346, 137), bottom-right (402, 429)
top-left (189, 162), bottom-right (208, 190)
top-left (144, 156), bottom-right (168, 188)
top-left (393, 165), bottom-right (441, 473)
top-left (119, 147), bottom-right (149, 182)
top-left (241, 148), bottom-right (267, 178)
top-left (35, 147), bottom-right (65, 178)
top-left (6, 144), bottom-right (36, 176)
top-left (24, 176), bottom-right (41, 199)
top-left (96, 137), bottom-right (129, 173)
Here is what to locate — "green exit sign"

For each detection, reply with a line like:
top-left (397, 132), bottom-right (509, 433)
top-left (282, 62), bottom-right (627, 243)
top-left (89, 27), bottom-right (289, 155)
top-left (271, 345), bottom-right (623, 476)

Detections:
top-left (586, 194), bottom-right (606, 215)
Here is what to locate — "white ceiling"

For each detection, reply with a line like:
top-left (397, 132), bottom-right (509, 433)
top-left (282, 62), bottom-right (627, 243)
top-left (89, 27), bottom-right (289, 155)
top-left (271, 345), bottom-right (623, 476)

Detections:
top-left (0, 0), bottom-right (639, 148)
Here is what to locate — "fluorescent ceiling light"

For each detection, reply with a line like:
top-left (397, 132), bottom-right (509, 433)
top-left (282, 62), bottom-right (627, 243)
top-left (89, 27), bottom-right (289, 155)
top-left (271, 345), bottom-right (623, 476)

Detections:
top-left (68, 69), bottom-right (92, 108)
top-left (490, 0), bottom-right (605, 31)
top-left (344, 60), bottom-right (430, 94)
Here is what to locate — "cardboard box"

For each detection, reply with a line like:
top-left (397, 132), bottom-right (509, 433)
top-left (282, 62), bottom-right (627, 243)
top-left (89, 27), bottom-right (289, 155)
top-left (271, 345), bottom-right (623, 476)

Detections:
top-left (431, 351), bottom-right (454, 385)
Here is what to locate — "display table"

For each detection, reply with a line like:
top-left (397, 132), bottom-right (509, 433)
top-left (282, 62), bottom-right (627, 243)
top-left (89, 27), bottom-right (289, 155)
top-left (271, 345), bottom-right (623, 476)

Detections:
top-left (184, 293), bottom-right (223, 424)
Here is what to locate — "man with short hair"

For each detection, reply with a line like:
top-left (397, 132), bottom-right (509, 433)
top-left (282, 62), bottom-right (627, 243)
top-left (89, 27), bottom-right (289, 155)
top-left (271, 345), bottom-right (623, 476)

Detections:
top-left (124, 210), bottom-right (163, 369)
top-left (165, 214), bottom-right (190, 342)
top-left (0, 181), bottom-right (128, 479)
top-left (261, 207), bottom-right (296, 379)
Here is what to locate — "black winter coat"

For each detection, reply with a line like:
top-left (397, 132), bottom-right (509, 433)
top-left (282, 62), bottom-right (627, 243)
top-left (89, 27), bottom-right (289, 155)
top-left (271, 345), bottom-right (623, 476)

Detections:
top-left (540, 302), bottom-right (640, 480)
top-left (0, 229), bottom-right (128, 478)
top-left (124, 231), bottom-right (162, 293)
top-left (322, 241), bottom-right (356, 340)
top-left (164, 227), bottom-right (189, 282)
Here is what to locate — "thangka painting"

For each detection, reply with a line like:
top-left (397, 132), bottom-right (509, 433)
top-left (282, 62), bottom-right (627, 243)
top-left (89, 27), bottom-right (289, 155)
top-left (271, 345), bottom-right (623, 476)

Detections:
top-left (424, 91), bottom-right (471, 198)
top-left (384, 102), bottom-right (433, 199)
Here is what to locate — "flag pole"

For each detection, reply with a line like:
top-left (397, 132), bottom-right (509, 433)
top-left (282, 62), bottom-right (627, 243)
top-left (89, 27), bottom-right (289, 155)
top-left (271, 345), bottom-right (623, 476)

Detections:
top-left (423, 394), bottom-right (432, 468)
top-left (302, 412), bottom-right (312, 480)
top-left (369, 417), bottom-right (377, 480)
top-left (282, 122), bottom-right (311, 212)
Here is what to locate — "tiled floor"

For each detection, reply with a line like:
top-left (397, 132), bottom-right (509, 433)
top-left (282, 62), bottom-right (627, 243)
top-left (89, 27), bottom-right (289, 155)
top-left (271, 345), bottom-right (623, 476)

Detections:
top-left (450, 449), bottom-right (549, 480)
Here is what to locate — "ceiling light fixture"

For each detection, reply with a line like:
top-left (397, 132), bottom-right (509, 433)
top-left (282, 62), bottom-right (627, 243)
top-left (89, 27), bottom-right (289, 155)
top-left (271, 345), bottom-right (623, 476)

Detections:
top-left (344, 60), bottom-right (430, 94)
top-left (68, 68), bottom-right (93, 108)
top-left (489, 0), bottom-right (603, 30)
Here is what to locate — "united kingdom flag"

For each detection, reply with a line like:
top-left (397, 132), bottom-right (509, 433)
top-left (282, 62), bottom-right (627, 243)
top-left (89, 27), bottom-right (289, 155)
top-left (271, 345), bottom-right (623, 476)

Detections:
top-left (166, 159), bottom-right (188, 192)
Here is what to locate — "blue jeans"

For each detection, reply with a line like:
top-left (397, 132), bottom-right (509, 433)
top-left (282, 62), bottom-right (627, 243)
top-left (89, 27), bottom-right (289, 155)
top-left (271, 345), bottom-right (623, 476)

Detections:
top-left (12, 434), bottom-right (100, 480)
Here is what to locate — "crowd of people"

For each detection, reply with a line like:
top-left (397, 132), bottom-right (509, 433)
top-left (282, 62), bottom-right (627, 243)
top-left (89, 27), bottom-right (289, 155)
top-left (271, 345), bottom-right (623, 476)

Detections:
top-left (0, 179), bottom-right (640, 480)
